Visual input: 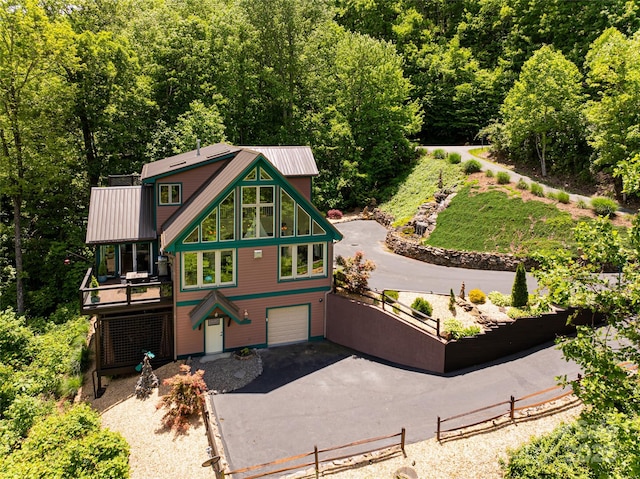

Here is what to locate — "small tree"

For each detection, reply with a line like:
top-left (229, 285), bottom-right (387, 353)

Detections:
top-left (157, 365), bottom-right (207, 432)
top-left (449, 289), bottom-right (456, 313)
top-left (512, 263), bottom-right (529, 308)
top-left (135, 352), bottom-right (159, 399)
top-left (334, 251), bottom-right (376, 294)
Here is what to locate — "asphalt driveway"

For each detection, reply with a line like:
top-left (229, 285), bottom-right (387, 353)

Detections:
top-left (209, 217), bottom-right (575, 475)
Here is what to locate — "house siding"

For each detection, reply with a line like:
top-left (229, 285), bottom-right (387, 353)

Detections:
top-left (286, 177), bottom-right (312, 200)
top-left (156, 160), bottom-right (228, 231)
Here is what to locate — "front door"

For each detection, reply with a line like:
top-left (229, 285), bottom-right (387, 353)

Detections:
top-left (205, 316), bottom-right (224, 354)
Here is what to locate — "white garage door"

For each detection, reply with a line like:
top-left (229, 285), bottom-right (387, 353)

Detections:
top-left (268, 305), bottom-right (309, 346)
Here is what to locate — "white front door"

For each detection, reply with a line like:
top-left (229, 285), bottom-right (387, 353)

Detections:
top-left (205, 316), bottom-right (224, 354)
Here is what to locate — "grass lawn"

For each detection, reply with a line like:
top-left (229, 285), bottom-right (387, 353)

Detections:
top-left (379, 153), bottom-right (463, 223)
top-left (424, 185), bottom-right (581, 256)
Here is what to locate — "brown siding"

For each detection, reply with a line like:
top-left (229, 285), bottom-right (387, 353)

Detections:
top-left (156, 161), bottom-right (227, 231)
top-left (326, 293), bottom-right (446, 373)
top-left (287, 177), bottom-right (312, 200)
top-left (175, 305), bottom-right (204, 356)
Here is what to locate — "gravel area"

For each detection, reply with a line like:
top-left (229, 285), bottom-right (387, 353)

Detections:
top-left (196, 350), bottom-right (263, 394)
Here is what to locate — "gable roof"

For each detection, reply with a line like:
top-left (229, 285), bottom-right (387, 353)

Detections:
top-left (189, 289), bottom-right (250, 329)
top-left (160, 149), bottom-right (259, 251)
top-left (85, 186), bottom-right (155, 244)
top-left (142, 144), bottom-right (318, 181)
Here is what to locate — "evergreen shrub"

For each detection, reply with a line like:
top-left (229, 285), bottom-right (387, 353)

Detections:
top-left (511, 263), bottom-right (529, 307)
top-left (530, 182), bottom-right (544, 197)
top-left (469, 289), bottom-right (486, 304)
top-left (516, 178), bottom-right (529, 190)
top-left (462, 159), bottom-right (481, 173)
top-left (496, 171), bottom-right (511, 184)
top-left (433, 148), bottom-right (447, 159)
top-left (556, 191), bottom-right (570, 204)
top-left (448, 152), bottom-right (462, 164)
top-left (411, 297), bottom-right (433, 316)
top-left (591, 197), bottom-right (618, 217)
top-left (485, 170), bottom-right (494, 178)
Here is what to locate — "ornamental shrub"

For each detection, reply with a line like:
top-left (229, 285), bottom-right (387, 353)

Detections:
top-left (556, 191), bottom-right (570, 204)
top-left (530, 182), bottom-right (544, 197)
top-left (577, 199), bottom-right (588, 209)
top-left (511, 263), bottom-right (529, 308)
top-left (443, 319), bottom-right (482, 340)
top-left (157, 365), bottom-right (208, 432)
top-left (411, 297), bottom-right (433, 316)
top-left (496, 171), bottom-right (511, 184)
top-left (448, 152), bottom-right (462, 164)
top-left (488, 291), bottom-right (511, 307)
top-left (485, 169), bottom-right (494, 178)
top-left (516, 178), bottom-right (529, 190)
top-left (327, 209), bottom-right (343, 220)
top-left (449, 288), bottom-right (456, 312)
top-left (433, 148), bottom-right (447, 159)
top-left (591, 197), bottom-right (618, 217)
top-left (334, 252), bottom-right (377, 294)
top-left (468, 289), bottom-right (486, 304)
top-left (462, 159), bottom-right (482, 173)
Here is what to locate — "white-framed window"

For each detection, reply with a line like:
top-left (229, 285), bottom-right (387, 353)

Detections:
top-left (279, 243), bottom-right (326, 279)
top-left (159, 183), bottom-right (181, 205)
top-left (242, 186), bottom-right (274, 238)
top-left (182, 249), bottom-right (235, 289)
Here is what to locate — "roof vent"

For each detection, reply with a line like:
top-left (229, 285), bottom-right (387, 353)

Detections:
top-left (169, 160), bottom-right (187, 168)
top-left (197, 139), bottom-right (201, 156)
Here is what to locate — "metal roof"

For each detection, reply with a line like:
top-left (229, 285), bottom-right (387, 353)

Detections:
top-left (141, 143), bottom-right (241, 181)
top-left (242, 146), bottom-right (318, 176)
top-left (86, 186), bottom-right (156, 244)
top-left (161, 149), bottom-right (260, 251)
top-left (189, 289), bottom-right (242, 330)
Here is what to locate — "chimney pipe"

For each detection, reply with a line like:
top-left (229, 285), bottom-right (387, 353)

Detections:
top-left (197, 139), bottom-right (201, 156)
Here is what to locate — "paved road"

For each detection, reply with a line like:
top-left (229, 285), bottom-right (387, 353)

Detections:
top-left (334, 219), bottom-right (538, 295)
top-left (210, 221), bottom-right (579, 475)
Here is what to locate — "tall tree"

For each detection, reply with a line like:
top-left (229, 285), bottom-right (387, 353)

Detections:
top-left (0, 0), bottom-right (75, 313)
top-left (500, 46), bottom-right (584, 177)
top-left (584, 28), bottom-right (640, 196)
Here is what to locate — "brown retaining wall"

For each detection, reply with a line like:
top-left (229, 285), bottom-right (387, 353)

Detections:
top-left (326, 293), bottom-right (601, 374)
top-left (326, 293), bottom-right (446, 373)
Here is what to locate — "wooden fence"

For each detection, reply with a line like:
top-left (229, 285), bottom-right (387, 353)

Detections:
top-left (219, 429), bottom-right (406, 479)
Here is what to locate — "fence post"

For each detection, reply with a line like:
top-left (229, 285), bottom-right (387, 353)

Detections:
top-left (436, 416), bottom-right (441, 442)
top-left (510, 395), bottom-right (515, 421)
top-left (314, 445), bottom-right (319, 479)
top-left (401, 427), bottom-right (406, 457)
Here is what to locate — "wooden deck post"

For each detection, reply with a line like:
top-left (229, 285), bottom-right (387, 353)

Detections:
top-left (401, 427), bottom-right (406, 457)
top-left (510, 395), bottom-right (515, 421)
top-left (314, 446), bottom-right (319, 478)
top-left (436, 416), bottom-right (441, 442)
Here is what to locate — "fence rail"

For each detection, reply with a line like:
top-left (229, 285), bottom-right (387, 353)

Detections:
top-left (220, 428), bottom-right (406, 479)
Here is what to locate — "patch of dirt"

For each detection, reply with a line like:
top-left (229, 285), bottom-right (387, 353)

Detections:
top-left (467, 172), bottom-right (633, 228)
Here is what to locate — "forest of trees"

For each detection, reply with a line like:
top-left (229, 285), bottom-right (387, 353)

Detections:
top-left (0, 0), bottom-right (639, 316)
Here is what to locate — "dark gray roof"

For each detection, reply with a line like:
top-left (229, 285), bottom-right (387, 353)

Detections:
top-left (161, 149), bottom-right (260, 251)
top-left (242, 146), bottom-right (318, 176)
top-left (141, 143), bottom-right (241, 181)
top-left (189, 289), bottom-right (241, 330)
top-left (86, 186), bottom-right (156, 244)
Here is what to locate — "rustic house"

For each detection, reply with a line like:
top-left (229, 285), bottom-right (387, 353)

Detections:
top-left (81, 143), bottom-right (342, 395)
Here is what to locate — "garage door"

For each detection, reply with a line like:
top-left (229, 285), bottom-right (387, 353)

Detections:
top-left (268, 305), bottom-right (309, 346)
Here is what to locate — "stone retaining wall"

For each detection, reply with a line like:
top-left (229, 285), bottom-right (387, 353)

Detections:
top-left (385, 230), bottom-right (538, 272)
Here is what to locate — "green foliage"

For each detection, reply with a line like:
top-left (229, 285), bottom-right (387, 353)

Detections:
top-left (98, 257), bottom-right (107, 277)
top-left (378, 155), bottom-right (462, 220)
top-left (590, 197), bottom-right (618, 217)
top-left (448, 152), bottom-right (462, 164)
top-left (516, 178), bottom-right (528, 190)
top-left (411, 297), bottom-right (433, 316)
top-left (556, 191), bottom-right (571, 204)
top-left (488, 291), bottom-right (511, 307)
top-left (158, 365), bottom-right (208, 432)
top-left (496, 171), bottom-right (511, 184)
top-left (449, 289), bottom-right (456, 312)
top-left (530, 182), bottom-right (545, 197)
top-left (1, 404), bottom-right (130, 479)
top-left (384, 290), bottom-right (399, 302)
top-left (462, 159), bottom-right (482, 173)
top-left (485, 169), bottom-right (494, 178)
top-left (443, 319), bottom-right (482, 340)
top-left (577, 199), bottom-right (588, 209)
top-left (433, 149), bottom-right (447, 159)
top-left (504, 412), bottom-right (640, 479)
top-left (334, 252), bottom-right (377, 294)
top-left (511, 263), bottom-right (529, 308)
top-left (425, 187), bottom-right (579, 255)
top-left (468, 289), bottom-right (486, 304)
top-left (0, 310), bottom-right (33, 367)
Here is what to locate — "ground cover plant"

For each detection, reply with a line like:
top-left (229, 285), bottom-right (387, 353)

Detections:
top-left (378, 153), bottom-right (463, 221)
top-left (424, 186), bottom-right (581, 255)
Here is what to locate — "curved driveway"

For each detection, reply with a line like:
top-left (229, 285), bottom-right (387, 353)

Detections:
top-left (210, 223), bottom-right (579, 475)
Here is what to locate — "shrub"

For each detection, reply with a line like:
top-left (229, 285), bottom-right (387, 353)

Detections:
top-left (530, 182), bottom-right (544, 197)
top-left (433, 148), bottom-right (447, 159)
top-left (448, 152), bottom-right (462, 164)
top-left (157, 365), bottom-right (208, 431)
top-left (449, 288), bottom-right (456, 312)
top-left (462, 159), bottom-right (482, 173)
top-left (556, 191), bottom-right (570, 204)
top-left (468, 289), bottom-right (486, 304)
top-left (443, 319), bottom-right (482, 340)
top-left (511, 263), bottom-right (528, 308)
top-left (384, 290), bottom-right (399, 302)
top-left (334, 252), bottom-right (377, 294)
top-left (577, 199), bottom-right (588, 209)
top-left (488, 291), bottom-right (511, 307)
top-left (327, 209), bottom-right (343, 220)
top-left (485, 169), bottom-right (494, 178)
top-left (516, 178), bottom-right (528, 190)
top-left (411, 297), bottom-right (433, 316)
top-left (496, 171), bottom-right (510, 184)
top-left (591, 197), bottom-right (618, 217)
